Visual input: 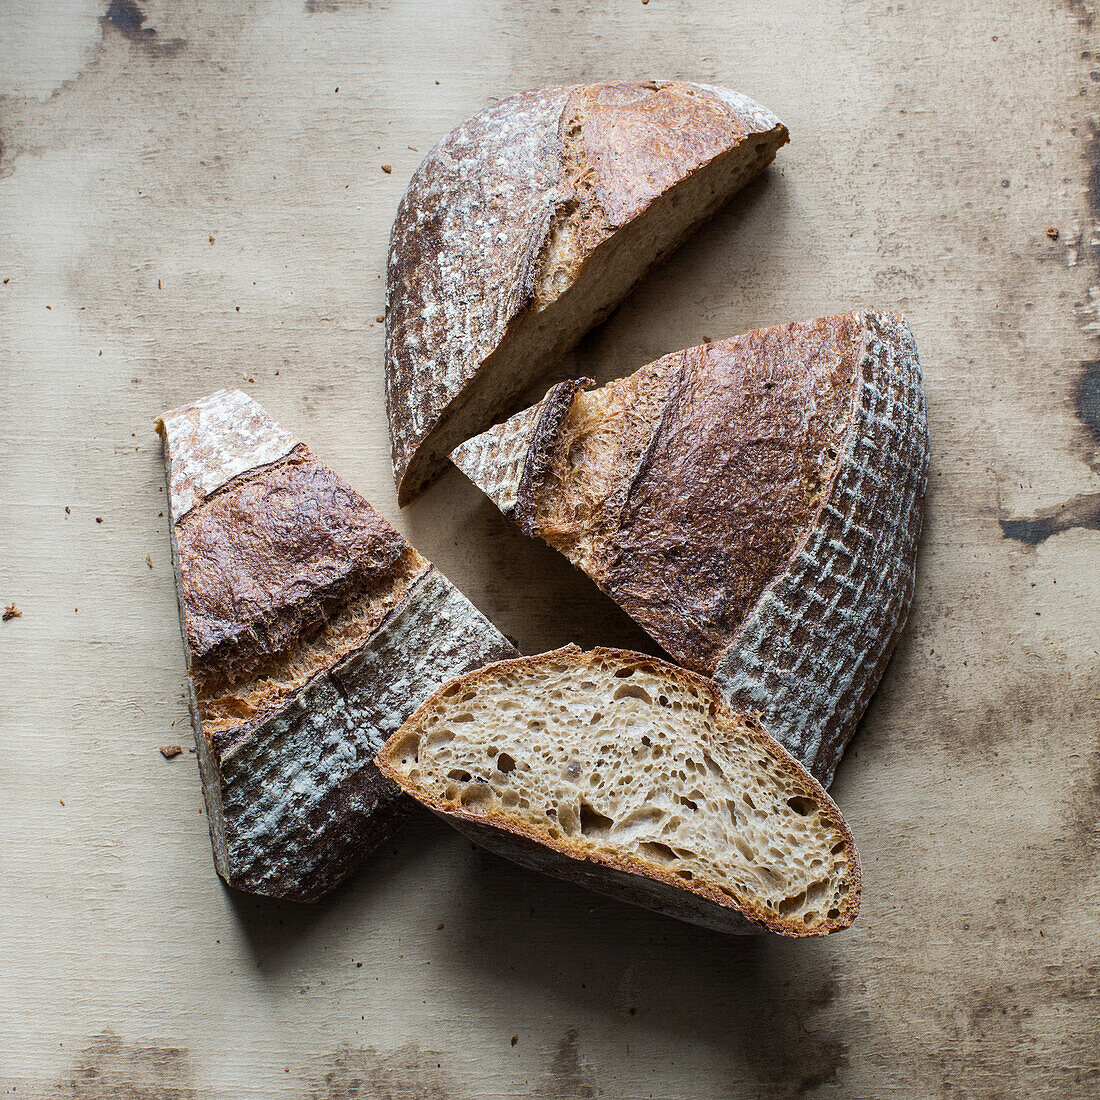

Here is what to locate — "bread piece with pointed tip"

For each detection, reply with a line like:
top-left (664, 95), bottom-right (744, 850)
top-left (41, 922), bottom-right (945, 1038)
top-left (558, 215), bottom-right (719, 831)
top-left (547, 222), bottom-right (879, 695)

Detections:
top-left (452, 311), bottom-right (929, 785)
top-left (386, 79), bottom-right (788, 504)
top-left (156, 389), bottom-right (517, 901)
top-left (376, 646), bottom-right (861, 937)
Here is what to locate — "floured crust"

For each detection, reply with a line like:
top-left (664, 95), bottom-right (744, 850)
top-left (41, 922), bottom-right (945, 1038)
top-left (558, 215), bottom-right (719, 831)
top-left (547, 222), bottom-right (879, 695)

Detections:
top-left (451, 312), bottom-right (929, 784)
top-left (377, 646), bottom-right (861, 937)
top-left (386, 80), bottom-right (788, 504)
top-left (158, 388), bottom-right (299, 522)
top-left (713, 312), bottom-right (929, 783)
top-left (158, 390), bottom-right (517, 901)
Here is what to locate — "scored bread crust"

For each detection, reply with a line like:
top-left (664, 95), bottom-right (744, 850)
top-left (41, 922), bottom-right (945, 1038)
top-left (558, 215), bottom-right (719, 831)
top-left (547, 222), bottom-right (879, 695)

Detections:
top-left (376, 646), bottom-right (861, 937)
top-left (451, 311), bottom-right (929, 785)
top-left (386, 80), bottom-right (788, 504)
top-left (157, 390), bottom-right (517, 901)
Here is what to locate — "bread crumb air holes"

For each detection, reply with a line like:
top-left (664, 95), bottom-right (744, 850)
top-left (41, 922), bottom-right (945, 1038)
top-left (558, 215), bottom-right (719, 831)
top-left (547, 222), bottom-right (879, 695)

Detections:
top-left (392, 651), bottom-right (856, 933)
top-left (578, 800), bottom-right (613, 838)
top-left (613, 683), bottom-right (652, 704)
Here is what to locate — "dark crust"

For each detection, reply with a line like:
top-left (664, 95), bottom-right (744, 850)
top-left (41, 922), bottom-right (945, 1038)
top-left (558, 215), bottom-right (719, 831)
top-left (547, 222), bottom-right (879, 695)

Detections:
top-left (513, 378), bottom-right (592, 536)
top-left (377, 646), bottom-right (862, 938)
top-left (209, 569), bottom-right (519, 902)
top-left (223, 756), bottom-right (412, 904)
top-left (602, 315), bottom-right (863, 675)
top-left (176, 446), bottom-right (413, 690)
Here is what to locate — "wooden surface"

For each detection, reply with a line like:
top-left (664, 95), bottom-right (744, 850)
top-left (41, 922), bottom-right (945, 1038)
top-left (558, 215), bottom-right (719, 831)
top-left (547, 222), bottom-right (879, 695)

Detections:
top-left (1, 1), bottom-right (1098, 1096)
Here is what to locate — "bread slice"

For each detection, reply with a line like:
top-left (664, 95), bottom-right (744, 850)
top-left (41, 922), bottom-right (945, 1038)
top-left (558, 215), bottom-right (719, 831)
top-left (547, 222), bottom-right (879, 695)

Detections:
top-left (156, 389), bottom-right (517, 901)
top-left (452, 311), bottom-right (929, 785)
top-left (376, 647), bottom-right (860, 937)
top-left (386, 80), bottom-right (788, 504)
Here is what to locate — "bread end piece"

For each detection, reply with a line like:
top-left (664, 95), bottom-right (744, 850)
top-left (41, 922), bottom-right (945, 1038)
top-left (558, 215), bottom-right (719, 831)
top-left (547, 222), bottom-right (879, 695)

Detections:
top-left (159, 390), bottom-right (518, 901)
top-left (377, 647), bottom-right (860, 937)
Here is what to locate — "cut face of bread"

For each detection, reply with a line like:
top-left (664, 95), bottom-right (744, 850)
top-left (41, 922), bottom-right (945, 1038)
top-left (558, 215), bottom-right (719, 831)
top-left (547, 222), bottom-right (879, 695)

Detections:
top-left (377, 647), bottom-right (860, 937)
top-left (452, 311), bottom-right (930, 785)
top-left (386, 80), bottom-right (788, 504)
top-left (157, 390), bottom-right (517, 901)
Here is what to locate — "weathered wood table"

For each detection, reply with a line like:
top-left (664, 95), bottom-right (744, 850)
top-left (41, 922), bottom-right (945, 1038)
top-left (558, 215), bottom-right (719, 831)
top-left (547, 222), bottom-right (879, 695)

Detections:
top-left (2, 1), bottom-right (1097, 1096)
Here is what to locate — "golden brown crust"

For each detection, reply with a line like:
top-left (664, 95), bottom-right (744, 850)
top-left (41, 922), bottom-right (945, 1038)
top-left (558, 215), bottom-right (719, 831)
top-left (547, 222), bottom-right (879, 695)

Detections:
top-left (527, 356), bottom-right (675, 572)
top-left (386, 81), bottom-right (787, 503)
top-left (603, 315), bottom-right (862, 673)
top-left (512, 378), bottom-right (591, 536)
top-left (176, 445), bottom-right (422, 694)
top-left (376, 646), bottom-right (861, 938)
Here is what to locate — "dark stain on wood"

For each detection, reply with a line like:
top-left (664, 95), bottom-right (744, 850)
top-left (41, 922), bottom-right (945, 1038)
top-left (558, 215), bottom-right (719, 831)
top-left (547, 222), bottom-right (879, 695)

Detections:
top-left (1077, 359), bottom-right (1100, 443)
top-left (542, 1029), bottom-right (600, 1099)
top-left (311, 1042), bottom-right (455, 1100)
top-left (62, 1030), bottom-right (196, 1098)
top-left (1069, 744), bottom-right (1100, 853)
top-left (102, 1), bottom-right (186, 58)
top-left (999, 491), bottom-right (1100, 544)
top-left (1066, 0), bottom-right (1097, 30)
top-left (745, 973), bottom-right (848, 1097)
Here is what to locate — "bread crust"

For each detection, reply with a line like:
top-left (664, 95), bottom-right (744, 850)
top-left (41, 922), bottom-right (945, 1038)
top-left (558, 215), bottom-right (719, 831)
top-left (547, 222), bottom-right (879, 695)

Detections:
top-left (376, 646), bottom-right (861, 938)
top-left (175, 445), bottom-right (418, 691)
top-left (451, 312), bottom-right (929, 785)
top-left (158, 390), bottom-right (517, 901)
top-left (386, 80), bottom-right (787, 503)
top-left (606, 314), bottom-right (862, 672)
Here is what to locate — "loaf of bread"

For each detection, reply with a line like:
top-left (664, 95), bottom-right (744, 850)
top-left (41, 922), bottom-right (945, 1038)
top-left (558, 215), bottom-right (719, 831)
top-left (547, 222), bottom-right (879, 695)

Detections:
top-left (386, 80), bottom-right (788, 504)
top-left (452, 311), bottom-right (929, 784)
top-left (156, 389), bottom-right (517, 901)
top-left (376, 647), bottom-right (860, 937)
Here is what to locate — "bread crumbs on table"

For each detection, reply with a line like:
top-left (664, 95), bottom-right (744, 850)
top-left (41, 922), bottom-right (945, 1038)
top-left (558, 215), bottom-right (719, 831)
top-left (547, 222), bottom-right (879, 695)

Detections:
top-left (510, 1035), bottom-right (518, 1046)
top-left (381, 164), bottom-right (392, 173)
top-left (64, 506), bottom-right (70, 515)
top-left (436, 922), bottom-right (444, 930)
top-left (3, 603), bottom-right (21, 621)
top-left (376, 316), bottom-right (384, 323)
top-left (1047, 226), bottom-right (1059, 240)
top-left (160, 744), bottom-right (183, 759)
top-left (96, 517), bottom-right (103, 523)
top-left (146, 555), bottom-right (153, 569)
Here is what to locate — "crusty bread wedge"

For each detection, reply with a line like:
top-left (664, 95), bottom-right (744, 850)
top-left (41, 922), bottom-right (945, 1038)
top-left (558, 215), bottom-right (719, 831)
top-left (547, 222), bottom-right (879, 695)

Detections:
top-left (386, 80), bottom-right (788, 504)
top-left (376, 647), bottom-right (861, 937)
top-left (452, 311), bottom-right (929, 785)
top-left (157, 390), bottom-right (516, 901)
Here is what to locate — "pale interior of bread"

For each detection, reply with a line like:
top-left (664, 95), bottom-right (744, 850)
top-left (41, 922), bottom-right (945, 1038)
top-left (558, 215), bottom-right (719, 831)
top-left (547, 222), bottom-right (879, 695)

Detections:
top-left (385, 654), bottom-right (854, 930)
top-left (195, 549), bottom-right (429, 739)
top-left (402, 130), bottom-right (783, 500)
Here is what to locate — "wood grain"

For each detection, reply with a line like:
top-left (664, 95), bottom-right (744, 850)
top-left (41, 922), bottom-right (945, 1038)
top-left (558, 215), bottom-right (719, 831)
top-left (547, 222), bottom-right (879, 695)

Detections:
top-left (1, 0), bottom-right (1097, 1096)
